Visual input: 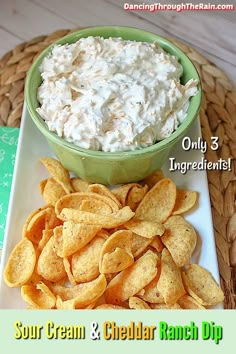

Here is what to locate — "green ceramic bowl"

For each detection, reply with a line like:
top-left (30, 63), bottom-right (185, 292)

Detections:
top-left (25, 26), bottom-right (202, 185)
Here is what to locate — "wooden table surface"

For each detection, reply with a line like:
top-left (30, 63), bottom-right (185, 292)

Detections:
top-left (0, 0), bottom-right (235, 84)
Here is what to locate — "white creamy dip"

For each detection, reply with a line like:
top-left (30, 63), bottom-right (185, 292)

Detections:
top-left (37, 36), bottom-right (198, 152)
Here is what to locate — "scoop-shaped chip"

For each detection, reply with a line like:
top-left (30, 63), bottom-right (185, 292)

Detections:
top-left (105, 250), bottom-right (158, 305)
top-left (95, 304), bottom-right (126, 310)
top-left (129, 296), bottom-right (151, 309)
top-left (70, 177), bottom-right (90, 192)
top-left (100, 230), bottom-right (133, 258)
top-left (51, 226), bottom-right (63, 257)
top-left (55, 192), bottom-right (119, 216)
top-left (172, 189), bottom-right (198, 215)
top-left (131, 233), bottom-right (154, 257)
top-left (40, 157), bottom-right (73, 194)
top-left (161, 224), bottom-right (197, 267)
top-left (150, 236), bottom-right (164, 253)
top-left (4, 239), bottom-right (36, 287)
top-left (59, 206), bottom-right (135, 229)
top-left (55, 296), bottom-right (76, 309)
top-left (26, 271), bottom-right (43, 287)
top-left (62, 221), bottom-right (101, 257)
top-left (39, 178), bottom-right (48, 195)
top-left (99, 230), bottom-right (134, 273)
top-left (126, 184), bottom-right (148, 211)
top-left (23, 206), bottom-right (53, 244)
top-left (72, 236), bottom-right (105, 283)
top-left (164, 215), bottom-right (191, 228)
top-left (21, 282), bottom-right (56, 309)
top-left (56, 295), bottom-right (97, 309)
top-left (124, 219), bottom-right (165, 238)
top-left (79, 199), bottom-right (113, 215)
top-left (41, 178), bottom-right (67, 206)
top-left (87, 184), bottom-right (122, 208)
top-left (63, 257), bottom-right (77, 286)
top-left (135, 178), bottom-right (177, 223)
top-left (142, 170), bottom-right (164, 189)
top-left (150, 303), bottom-right (181, 309)
top-left (101, 248), bottom-right (134, 274)
top-left (157, 249), bottom-right (185, 306)
top-left (38, 229), bottom-right (53, 252)
top-left (50, 274), bottom-right (107, 308)
top-left (177, 294), bottom-right (205, 309)
top-left (111, 183), bottom-right (145, 207)
top-left (37, 234), bottom-right (66, 282)
top-left (182, 264), bottom-right (224, 306)
top-left (46, 207), bottom-right (63, 230)
top-left (137, 266), bottom-right (164, 304)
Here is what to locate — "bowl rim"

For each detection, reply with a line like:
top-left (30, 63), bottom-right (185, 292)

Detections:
top-left (25, 25), bottom-right (202, 158)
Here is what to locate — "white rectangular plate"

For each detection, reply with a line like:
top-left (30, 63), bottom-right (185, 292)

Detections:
top-left (0, 104), bottom-right (222, 309)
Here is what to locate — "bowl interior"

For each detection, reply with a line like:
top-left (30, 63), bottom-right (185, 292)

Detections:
top-left (25, 26), bottom-right (202, 158)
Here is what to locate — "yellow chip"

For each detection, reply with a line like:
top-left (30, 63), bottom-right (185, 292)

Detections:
top-left (96, 229), bottom-right (110, 239)
top-left (111, 183), bottom-right (144, 207)
top-left (37, 234), bottom-right (66, 282)
top-left (21, 282), bottom-right (56, 309)
top-left (104, 272), bottom-right (118, 284)
top-left (79, 199), bottom-right (113, 215)
top-left (59, 206), bottom-right (135, 229)
top-left (101, 247), bottom-right (134, 274)
top-left (4, 155), bottom-right (224, 311)
top-left (149, 236), bottom-right (164, 253)
top-left (99, 230), bottom-right (134, 273)
top-left (45, 207), bottom-right (63, 230)
top-left (55, 192), bottom-right (119, 216)
top-left (124, 219), bottom-right (165, 238)
top-left (156, 249), bottom-right (185, 306)
top-left (172, 189), bottom-right (198, 215)
top-left (131, 233), bottom-right (154, 257)
top-left (56, 296), bottom-right (75, 309)
top-left (39, 179), bottom-right (48, 195)
top-left (100, 230), bottom-right (133, 260)
top-left (62, 221), bottom-right (101, 257)
top-left (95, 304), bottom-right (126, 310)
top-left (150, 303), bottom-right (181, 309)
top-left (4, 239), bottom-right (36, 288)
top-left (164, 215), bottom-right (191, 228)
top-left (26, 271), bottom-right (43, 286)
top-left (63, 257), bottom-right (77, 286)
top-left (126, 184), bottom-right (148, 211)
top-left (142, 170), bottom-right (164, 189)
top-left (161, 224), bottom-right (197, 267)
top-left (129, 296), bottom-right (151, 309)
top-left (182, 264), bottom-right (224, 306)
top-left (105, 250), bottom-right (158, 305)
top-left (135, 178), bottom-right (177, 223)
top-left (70, 177), bottom-right (90, 192)
top-left (177, 294), bottom-right (205, 309)
top-left (40, 157), bottom-right (73, 194)
top-left (72, 236), bottom-right (106, 283)
top-left (87, 184), bottom-right (122, 208)
top-left (55, 296), bottom-right (97, 309)
top-left (38, 229), bottom-right (53, 252)
top-left (137, 272), bottom-right (164, 304)
top-left (50, 274), bottom-right (107, 308)
top-left (52, 226), bottom-right (64, 257)
top-left (42, 178), bottom-right (67, 206)
top-left (23, 206), bottom-right (52, 244)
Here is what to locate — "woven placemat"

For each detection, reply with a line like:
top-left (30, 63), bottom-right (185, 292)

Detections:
top-left (0, 29), bottom-right (235, 309)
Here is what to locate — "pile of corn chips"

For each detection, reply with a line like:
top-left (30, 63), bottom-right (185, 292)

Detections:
top-left (4, 157), bottom-right (224, 309)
